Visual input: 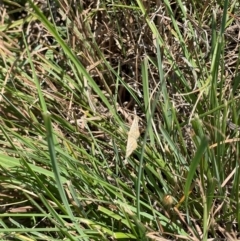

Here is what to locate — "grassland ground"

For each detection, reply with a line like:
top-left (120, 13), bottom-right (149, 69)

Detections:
top-left (0, 0), bottom-right (239, 240)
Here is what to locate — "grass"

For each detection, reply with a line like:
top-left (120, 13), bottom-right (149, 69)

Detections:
top-left (0, 0), bottom-right (240, 240)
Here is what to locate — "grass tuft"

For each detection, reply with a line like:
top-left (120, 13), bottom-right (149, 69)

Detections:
top-left (0, 0), bottom-right (239, 240)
